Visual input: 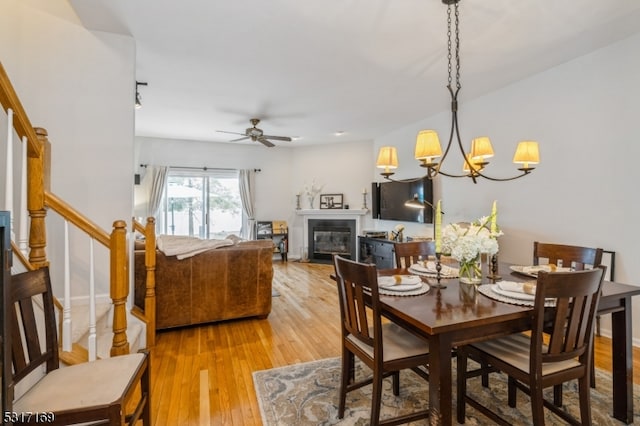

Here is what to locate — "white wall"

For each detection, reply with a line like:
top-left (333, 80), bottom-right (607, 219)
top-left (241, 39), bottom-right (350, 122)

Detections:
top-left (1, 0), bottom-right (136, 296)
top-left (374, 33), bottom-right (640, 343)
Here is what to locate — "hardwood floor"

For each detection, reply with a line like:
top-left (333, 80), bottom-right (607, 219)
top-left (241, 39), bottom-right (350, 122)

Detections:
top-left (148, 261), bottom-right (640, 425)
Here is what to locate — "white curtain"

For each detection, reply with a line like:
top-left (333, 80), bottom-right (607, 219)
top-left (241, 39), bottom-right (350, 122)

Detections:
top-left (239, 169), bottom-right (256, 240)
top-left (145, 165), bottom-right (169, 218)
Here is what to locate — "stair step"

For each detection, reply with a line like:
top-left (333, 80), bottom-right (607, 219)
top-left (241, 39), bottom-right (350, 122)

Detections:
top-left (95, 321), bottom-right (144, 360)
top-left (60, 342), bottom-right (96, 366)
top-left (70, 301), bottom-right (112, 343)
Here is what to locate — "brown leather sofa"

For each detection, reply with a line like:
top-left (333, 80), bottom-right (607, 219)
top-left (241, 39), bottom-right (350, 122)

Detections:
top-left (134, 239), bottom-right (274, 329)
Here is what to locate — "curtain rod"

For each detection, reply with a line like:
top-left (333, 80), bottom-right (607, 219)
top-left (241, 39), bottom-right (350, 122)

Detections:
top-left (139, 164), bottom-right (261, 172)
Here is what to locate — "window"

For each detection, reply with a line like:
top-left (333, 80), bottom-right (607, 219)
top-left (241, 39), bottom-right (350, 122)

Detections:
top-left (158, 169), bottom-right (242, 239)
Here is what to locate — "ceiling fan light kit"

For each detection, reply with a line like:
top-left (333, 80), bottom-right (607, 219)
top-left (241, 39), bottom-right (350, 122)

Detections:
top-left (217, 118), bottom-right (293, 147)
top-left (377, 0), bottom-right (540, 184)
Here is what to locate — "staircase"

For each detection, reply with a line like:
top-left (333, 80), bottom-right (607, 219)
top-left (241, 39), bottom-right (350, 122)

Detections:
top-left (1, 60), bottom-right (156, 363)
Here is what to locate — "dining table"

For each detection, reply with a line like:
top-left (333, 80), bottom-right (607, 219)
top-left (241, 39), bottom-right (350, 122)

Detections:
top-left (377, 262), bottom-right (640, 425)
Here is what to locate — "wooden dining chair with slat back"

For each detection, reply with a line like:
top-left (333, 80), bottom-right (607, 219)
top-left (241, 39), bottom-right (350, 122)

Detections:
top-left (4, 267), bottom-right (151, 425)
top-left (533, 241), bottom-right (603, 404)
top-left (533, 242), bottom-right (603, 272)
top-left (393, 240), bottom-right (436, 269)
top-left (456, 266), bottom-right (606, 426)
top-left (332, 255), bottom-right (430, 425)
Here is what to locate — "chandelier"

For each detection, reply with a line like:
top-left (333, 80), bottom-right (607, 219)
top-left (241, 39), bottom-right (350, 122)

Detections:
top-left (376, 0), bottom-right (540, 184)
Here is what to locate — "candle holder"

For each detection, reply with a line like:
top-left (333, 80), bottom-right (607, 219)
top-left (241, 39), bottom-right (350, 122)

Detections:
top-left (487, 253), bottom-right (501, 282)
top-left (431, 252), bottom-right (447, 289)
top-left (295, 194), bottom-right (301, 210)
top-left (362, 191), bottom-right (368, 210)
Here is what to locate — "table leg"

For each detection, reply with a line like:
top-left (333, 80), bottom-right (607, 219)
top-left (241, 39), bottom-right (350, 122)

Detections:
top-left (429, 335), bottom-right (453, 425)
top-left (611, 297), bottom-right (634, 424)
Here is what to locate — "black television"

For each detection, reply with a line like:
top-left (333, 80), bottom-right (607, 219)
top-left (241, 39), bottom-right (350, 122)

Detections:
top-left (371, 178), bottom-right (434, 223)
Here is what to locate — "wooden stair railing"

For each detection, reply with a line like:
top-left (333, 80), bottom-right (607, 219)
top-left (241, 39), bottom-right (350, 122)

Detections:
top-left (1, 60), bottom-right (140, 358)
top-left (132, 217), bottom-right (157, 347)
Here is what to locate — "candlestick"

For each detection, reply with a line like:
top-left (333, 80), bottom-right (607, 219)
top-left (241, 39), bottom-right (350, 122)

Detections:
top-left (431, 252), bottom-right (447, 289)
top-left (434, 199), bottom-right (442, 253)
top-left (362, 191), bottom-right (368, 210)
top-left (490, 200), bottom-right (497, 235)
top-left (295, 194), bottom-right (301, 210)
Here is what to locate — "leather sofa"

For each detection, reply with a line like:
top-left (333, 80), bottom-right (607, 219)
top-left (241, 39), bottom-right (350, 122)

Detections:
top-left (134, 239), bottom-right (274, 329)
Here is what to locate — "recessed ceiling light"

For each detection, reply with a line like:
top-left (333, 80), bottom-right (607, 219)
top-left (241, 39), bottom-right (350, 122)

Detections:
top-left (292, 136), bottom-right (302, 141)
top-left (335, 131), bottom-right (345, 136)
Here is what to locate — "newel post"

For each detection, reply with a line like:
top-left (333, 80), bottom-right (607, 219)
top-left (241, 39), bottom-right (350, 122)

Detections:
top-left (110, 219), bottom-right (130, 356)
top-left (144, 217), bottom-right (157, 347)
top-left (27, 127), bottom-right (51, 268)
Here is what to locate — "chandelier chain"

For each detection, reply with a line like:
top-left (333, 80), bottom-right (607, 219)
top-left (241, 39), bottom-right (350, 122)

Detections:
top-left (454, 2), bottom-right (460, 89)
top-left (447, 5), bottom-right (453, 86)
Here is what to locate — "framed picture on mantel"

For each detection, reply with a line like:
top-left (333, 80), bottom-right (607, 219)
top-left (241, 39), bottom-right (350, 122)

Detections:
top-left (320, 193), bottom-right (343, 209)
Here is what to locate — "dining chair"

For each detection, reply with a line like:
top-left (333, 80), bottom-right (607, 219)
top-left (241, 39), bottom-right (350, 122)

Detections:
top-left (332, 255), bottom-right (430, 425)
top-left (456, 266), bottom-right (606, 426)
top-left (534, 241), bottom-right (603, 403)
top-left (533, 241), bottom-right (603, 271)
top-left (4, 267), bottom-right (151, 425)
top-left (393, 240), bottom-right (436, 269)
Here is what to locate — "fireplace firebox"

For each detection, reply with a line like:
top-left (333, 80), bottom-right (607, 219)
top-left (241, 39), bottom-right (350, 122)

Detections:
top-left (308, 219), bottom-right (357, 263)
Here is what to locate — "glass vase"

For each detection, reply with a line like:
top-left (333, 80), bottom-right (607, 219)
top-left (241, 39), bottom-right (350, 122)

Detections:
top-left (459, 256), bottom-right (482, 285)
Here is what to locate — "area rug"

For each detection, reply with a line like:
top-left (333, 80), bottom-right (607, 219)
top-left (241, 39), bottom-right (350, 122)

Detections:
top-left (253, 357), bottom-right (640, 425)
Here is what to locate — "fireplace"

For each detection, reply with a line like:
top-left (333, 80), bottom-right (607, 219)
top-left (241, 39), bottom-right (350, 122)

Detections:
top-left (308, 219), bottom-right (357, 263)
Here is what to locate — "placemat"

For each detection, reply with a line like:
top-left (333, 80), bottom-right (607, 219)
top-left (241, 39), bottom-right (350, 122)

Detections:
top-left (478, 283), bottom-right (556, 307)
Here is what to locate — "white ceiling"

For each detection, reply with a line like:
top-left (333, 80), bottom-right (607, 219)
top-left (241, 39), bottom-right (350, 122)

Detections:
top-left (69, 0), bottom-right (640, 147)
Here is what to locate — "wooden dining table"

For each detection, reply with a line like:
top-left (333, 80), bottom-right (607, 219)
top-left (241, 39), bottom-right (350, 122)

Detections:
top-left (377, 262), bottom-right (640, 425)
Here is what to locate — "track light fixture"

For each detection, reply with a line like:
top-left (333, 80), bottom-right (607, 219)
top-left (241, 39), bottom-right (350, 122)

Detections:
top-left (376, 0), bottom-right (540, 184)
top-left (135, 81), bottom-right (148, 109)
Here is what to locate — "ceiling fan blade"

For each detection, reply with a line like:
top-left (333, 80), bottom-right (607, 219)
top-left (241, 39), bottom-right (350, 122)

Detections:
top-left (257, 137), bottom-right (275, 147)
top-left (230, 136), bottom-right (250, 142)
top-left (217, 130), bottom-right (246, 136)
top-left (262, 135), bottom-right (292, 142)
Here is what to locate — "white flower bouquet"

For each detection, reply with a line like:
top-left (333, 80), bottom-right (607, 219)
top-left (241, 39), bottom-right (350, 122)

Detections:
top-left (441, 212), bottom-right (502, 284)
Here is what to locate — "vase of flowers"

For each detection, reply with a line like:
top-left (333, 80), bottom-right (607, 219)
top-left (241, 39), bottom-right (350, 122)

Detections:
top-left (303, 180), bottom-right (324, 209)
top-left (441, 210), bottom-right (502, 285)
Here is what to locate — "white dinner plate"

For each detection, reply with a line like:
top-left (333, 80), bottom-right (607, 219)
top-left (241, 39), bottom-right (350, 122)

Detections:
top-left (509, 265), bottom-right (541, 278)
top-left (491, 284), bottom-right (535, 301)
top-left (378, 275), bottom-right (423, 292)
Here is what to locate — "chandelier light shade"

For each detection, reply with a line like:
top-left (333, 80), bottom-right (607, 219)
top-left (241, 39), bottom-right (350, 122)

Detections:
top-left (513, 141), bottom-right (540, 169)
top-left (377, 0), bottom-right (540, 184)
top-left (414, 130), bottom-right (443, 164)
top-left (376, 146), bottom-right (398, 178)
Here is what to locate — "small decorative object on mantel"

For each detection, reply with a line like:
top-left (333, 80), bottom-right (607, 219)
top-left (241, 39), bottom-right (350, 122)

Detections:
top-left (319, 193), bottom-right (343, 209)
top-left (391, 224), bottom-right (405, 242)
top-left (361, 187), bottom-right (368, 210)
top-left (441, 202), bottom-right (502, 285)
top-left (295, 193), bottom-right (301, 210)
top-left (303, 180), bottom-right (323, 209)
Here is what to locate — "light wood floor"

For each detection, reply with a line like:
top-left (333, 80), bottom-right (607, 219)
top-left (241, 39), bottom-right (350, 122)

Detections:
top-left (148, 261), bottom-right (640, 425)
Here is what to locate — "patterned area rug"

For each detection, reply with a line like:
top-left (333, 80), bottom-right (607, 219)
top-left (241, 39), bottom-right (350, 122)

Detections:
top-left (253, 357), bottom-right (640, 425)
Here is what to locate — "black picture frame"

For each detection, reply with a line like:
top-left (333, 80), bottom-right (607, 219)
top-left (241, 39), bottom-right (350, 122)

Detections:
top-left (319, 193), bottom-right (343, 209)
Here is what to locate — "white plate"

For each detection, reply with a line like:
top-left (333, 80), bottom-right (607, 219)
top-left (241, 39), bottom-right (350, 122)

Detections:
top-left (509, 265), bottom-right (540, 278)
top-left (491, 284), bottom-right (535, 301)
top-left (378, 275), bottom-right (423, 291)
top-left (409, 262), bottom-right (458, 277)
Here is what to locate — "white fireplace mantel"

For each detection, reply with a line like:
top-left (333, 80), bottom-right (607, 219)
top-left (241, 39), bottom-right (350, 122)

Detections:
top-left (297, 209), bottom-right (368, 260)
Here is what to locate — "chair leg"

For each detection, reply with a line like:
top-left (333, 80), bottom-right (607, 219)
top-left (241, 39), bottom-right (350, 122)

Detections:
top-left (392, 371), bottom-right (400, 396)
top-left (578, 375), bottom-right (593, 425)
top-left (590, 343), bottom-right (596, 388)
top-left (370, 369), bottom-right (384, 426)
top-left (507, 376), bottom-right (517, 407)
top-left (339, 349), bottom-right (352, 419)
top-left (530, 382), bottom-right (546, 426)
top-left (456, 350), bottom-right (468, 424)
top-left (553, 384), bottom-right (563, 406)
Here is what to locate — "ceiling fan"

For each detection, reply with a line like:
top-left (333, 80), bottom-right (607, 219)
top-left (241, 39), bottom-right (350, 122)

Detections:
top-left (217, 118), bottom-right (292, 147)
